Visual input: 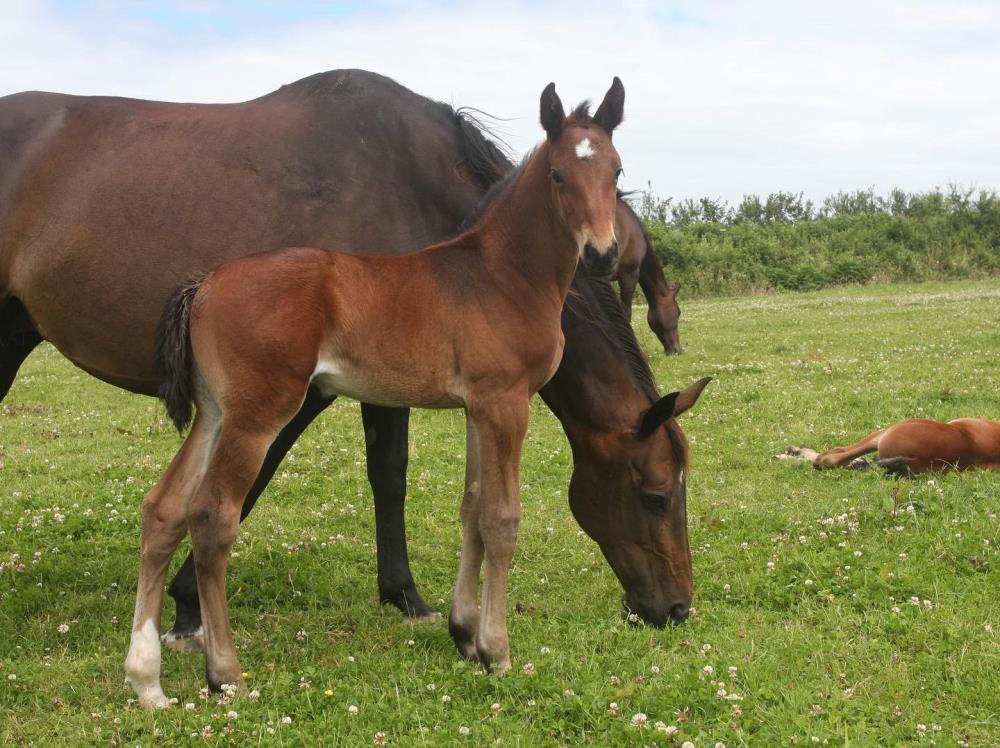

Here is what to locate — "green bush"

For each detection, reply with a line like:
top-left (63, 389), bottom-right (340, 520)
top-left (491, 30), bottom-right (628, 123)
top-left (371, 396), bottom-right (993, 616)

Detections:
top-left (635, 186), bottom-right (1000, 296)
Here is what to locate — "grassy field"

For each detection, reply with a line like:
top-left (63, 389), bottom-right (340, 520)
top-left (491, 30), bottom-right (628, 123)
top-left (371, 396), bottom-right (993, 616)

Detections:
top-left (2, 279), bottom-right (998, 746)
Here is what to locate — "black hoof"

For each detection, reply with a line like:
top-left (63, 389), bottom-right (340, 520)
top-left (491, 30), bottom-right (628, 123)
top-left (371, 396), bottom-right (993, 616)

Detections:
top-left (380, 585), bottom-right (436, 619)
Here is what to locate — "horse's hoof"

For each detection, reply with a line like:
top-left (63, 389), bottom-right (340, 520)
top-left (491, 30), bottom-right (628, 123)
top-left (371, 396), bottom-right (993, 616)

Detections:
top-left (162, 626), bottom-right (204, 653)
top-left (784, 445), bottom-right (802, 456)
top-left (477, 649), bottom-right (511, 675)
top-left (137, 691), bottom-right (176, 710)
top-left (447, 617), bottom-right (478, 661)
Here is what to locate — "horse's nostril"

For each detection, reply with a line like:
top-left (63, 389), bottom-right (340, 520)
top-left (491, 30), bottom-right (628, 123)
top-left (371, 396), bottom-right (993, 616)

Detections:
top-left (668, 602), bottom-right (690, 623)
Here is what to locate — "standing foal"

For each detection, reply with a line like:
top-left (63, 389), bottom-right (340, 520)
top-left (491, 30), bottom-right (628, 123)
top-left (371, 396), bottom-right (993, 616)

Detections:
top-left (125, 78), bottom-right (626, 707)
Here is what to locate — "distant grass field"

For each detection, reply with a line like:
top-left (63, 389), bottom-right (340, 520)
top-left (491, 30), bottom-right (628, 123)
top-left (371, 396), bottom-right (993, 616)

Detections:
top-left (2, 279), bottom-right (998, 746)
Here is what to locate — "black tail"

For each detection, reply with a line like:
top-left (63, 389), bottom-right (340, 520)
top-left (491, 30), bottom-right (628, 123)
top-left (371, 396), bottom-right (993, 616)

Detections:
top-left (876, 456), bottom-right (915, 478)
top-left (156, 274), bottom-right (205, 432)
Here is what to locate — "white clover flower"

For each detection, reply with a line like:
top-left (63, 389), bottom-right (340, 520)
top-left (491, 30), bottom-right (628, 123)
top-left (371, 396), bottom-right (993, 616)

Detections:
top-left (703, 665), bottom-right (715, 675)
top-left (651, 665), bottom-right (661, 674)
top-left (458, 725), bottom-right (471, 736)
top-left (490, 703), bottom-right (500, 713)
top-left (281, 716), bottom-right (292, 725)
top-left (57, 623), bottom-right (70, 634)
top-left (441, 694), bottom-right (451, 703)
top-left (184, 703), bottom-right (195, 711)
top-left (630, 712), bottom-right (648, 728)
top-left (226, 710), bottom-right (238, 720)
top-left (608, 702), bottom-right (619, 716)
top-left (522, 662), bottom-right (535, 675)
top-left (347, 705), bottom-right (359, 716)
top-left (374, 732), bottom-right (387, 747)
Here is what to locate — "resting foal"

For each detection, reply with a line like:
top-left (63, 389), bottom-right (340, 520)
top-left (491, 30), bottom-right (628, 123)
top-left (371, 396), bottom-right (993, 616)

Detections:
top-left (779, 418), bottom-right (1000, 475)
top-left (125, 78), bottom-right (626, 707)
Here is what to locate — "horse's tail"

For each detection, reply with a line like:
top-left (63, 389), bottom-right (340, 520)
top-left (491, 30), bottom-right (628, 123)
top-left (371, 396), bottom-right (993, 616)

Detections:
top-left (876, 456), bottom-right (915, 478)
top-left (156, 274), bottom-right (206, 432)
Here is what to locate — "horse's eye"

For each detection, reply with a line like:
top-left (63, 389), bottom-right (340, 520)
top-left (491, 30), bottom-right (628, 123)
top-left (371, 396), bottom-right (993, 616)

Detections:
top-left (550, 169), bottom-right (565, 185)
top-left (614, 167), bottom-right (624, 182)
top-left (641, 493), bottom-right (668, 513)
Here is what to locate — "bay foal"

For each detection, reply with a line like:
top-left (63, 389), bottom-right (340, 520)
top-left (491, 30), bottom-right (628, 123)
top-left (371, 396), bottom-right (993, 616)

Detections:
top-left (126, 79), bottom-right (626, 707)
top-left (780, 418), bottom-right (1000, 475)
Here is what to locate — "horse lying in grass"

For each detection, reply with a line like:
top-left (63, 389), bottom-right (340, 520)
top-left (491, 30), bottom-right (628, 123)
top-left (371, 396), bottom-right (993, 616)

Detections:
top-left (126, 78), bottom-right (634, 707)
top-left (778, 418), bottom-right (1000, 475)
top-left (613, 200), bottom-right (683, 355)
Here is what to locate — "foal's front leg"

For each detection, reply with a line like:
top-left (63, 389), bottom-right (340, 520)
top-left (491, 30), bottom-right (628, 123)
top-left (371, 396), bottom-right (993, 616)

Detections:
top-left (469, 397), bottom-right (530, 672)
top-left (449, 414), bottom-right (484, 660)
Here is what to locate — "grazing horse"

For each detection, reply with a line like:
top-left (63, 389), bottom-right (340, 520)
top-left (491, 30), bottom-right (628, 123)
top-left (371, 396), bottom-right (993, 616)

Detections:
top-left (0, 70), bottom-right (700, 647)
top-left (779, 418), bottom-right (1000, 475)
top-left (125, 79), bottom-right (626, 706)
top-left (613, 200), bottom-right (682, 354)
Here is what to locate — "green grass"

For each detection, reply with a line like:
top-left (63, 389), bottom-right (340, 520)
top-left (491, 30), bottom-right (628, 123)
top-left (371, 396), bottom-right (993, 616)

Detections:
top-left (2, 279), bottom-right (999, 746)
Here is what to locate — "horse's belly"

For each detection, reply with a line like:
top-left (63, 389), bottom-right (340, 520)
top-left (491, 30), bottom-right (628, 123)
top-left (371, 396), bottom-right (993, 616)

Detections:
top-left (311, 356), bottom-right (463, 409)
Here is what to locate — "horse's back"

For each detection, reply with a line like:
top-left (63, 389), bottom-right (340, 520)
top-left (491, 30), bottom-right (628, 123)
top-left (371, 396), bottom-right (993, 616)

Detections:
top-left (0, 70), bottom-right (485, 392)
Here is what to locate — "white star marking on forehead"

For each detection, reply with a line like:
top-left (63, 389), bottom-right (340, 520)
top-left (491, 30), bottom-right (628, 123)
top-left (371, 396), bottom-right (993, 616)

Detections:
top-left (575, 137), bottom-right (595, 160)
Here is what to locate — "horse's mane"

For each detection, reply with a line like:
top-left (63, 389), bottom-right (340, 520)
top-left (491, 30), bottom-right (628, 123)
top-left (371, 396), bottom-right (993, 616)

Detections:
top-left (567, 274), bottom-right (659, 403)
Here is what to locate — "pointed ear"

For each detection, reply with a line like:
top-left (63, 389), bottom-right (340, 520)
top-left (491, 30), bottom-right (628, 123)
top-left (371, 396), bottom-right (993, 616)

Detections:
top-left (638, 377), bottom-right (712, 436)
top-left (593, 76), bottom-right (625, 134)
top-left (540, 82), bottom-right (565, 140)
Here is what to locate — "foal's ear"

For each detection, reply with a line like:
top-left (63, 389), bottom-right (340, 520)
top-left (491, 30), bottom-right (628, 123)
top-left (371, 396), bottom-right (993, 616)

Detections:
top-left (593, 76), bottom-right (625, 134)
top-left (540, 82), bottom-right (566, 140)
top-left (638, 376), bottom-right (712, 436)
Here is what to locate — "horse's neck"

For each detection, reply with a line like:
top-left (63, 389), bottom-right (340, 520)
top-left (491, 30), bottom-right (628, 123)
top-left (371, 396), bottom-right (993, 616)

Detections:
top-left (472, 155), bottom-right (579, 303)
top-left (637, 244), bottom-right (670, 300)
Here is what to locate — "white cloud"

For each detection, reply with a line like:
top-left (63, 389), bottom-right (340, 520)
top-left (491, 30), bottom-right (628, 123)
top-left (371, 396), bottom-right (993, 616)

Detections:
top-left (2, 0), bottom-right (998, 203)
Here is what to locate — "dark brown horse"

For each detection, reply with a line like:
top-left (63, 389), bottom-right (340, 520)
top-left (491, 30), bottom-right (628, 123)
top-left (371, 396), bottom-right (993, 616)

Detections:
top-left (127, 79), bottom-right (624, 705)
top-left (0, 70), bottom-right (703, 650)
top-left (779, 418), bottom-right (1000, 475)
top-left (613, 199), bottom-right (682, 354)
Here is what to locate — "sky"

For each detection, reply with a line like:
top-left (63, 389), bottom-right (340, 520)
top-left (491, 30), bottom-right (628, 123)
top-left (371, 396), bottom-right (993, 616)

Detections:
top-left (3, 0), bottom-right (999, 205)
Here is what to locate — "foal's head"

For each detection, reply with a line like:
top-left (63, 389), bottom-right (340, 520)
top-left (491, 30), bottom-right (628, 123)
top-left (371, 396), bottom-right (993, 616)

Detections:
top-left (540, 78), bottom-right (625, 278)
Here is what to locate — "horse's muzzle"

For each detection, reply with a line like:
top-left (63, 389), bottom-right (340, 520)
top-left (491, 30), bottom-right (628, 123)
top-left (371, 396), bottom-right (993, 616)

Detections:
top-left (582, 241), bottom-right (619, 278)
top-left (623, 595), bottom-right (690, 627)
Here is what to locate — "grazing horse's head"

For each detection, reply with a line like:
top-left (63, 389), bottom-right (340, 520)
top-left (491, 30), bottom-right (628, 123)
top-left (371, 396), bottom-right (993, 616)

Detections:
top-left (566, 376), bottom-right (711, 626)
top-left (540, 78), bottom-right (625, 278)
top-left (649, 284), bottom-right (683, 355)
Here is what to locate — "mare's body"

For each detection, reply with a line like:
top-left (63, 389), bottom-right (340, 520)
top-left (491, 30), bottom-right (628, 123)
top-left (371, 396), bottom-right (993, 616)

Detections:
top-left (781, 418), bottom-right (1000, 475)
top-left (612, 200), bottom-right (682, 354)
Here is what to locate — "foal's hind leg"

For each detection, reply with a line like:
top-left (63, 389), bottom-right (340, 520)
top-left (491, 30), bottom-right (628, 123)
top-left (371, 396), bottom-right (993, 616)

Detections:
top-left (188, 419), bottom-right (281, 692)
top-left (782, 429), bottom-right (885, 469)
top-left (164, 385), bottom-right (336, 650)
top-left (125, 414), bottom-right (215, 708)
